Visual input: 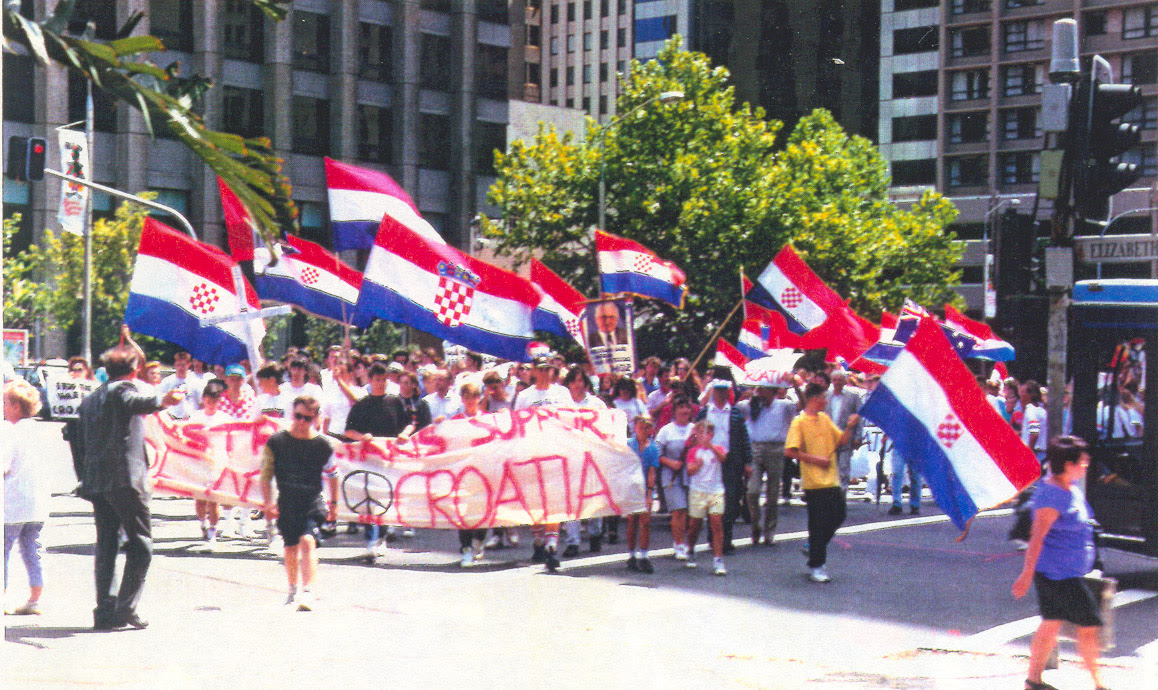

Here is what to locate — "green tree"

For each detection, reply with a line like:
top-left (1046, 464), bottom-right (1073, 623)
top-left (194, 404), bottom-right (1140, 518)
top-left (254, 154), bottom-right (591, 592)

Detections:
top-left (481, 38), bottom-right (961, 361)
top-left (2, 215), bottom-right (38, 332)
top-left (3, 1), bottom-right (296, 246)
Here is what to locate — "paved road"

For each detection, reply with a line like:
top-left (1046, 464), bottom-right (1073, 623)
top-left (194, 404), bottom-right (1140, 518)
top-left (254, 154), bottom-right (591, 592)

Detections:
top-left (5, 421), bottom-right (1156, 688)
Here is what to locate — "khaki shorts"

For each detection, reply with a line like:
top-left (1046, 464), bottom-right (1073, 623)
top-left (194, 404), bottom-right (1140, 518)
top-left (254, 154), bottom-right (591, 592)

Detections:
top-left (688, 489), bottom-right (725, 519)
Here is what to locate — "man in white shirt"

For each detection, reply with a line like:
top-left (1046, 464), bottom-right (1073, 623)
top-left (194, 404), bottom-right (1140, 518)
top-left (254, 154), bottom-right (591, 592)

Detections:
top-left (738, 382), bottom-right (797, 544)
top-left (280, 358), bottom-right (324, 418)
top-left (512, 356), bottom-right (569, 571)
top-left (423, 369), bottom-right (462, 422)
top-left (157, 351), bottom-right (201, 419)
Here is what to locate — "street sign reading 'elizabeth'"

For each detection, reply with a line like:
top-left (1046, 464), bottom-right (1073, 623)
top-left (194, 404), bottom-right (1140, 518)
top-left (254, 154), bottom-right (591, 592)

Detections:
top-left (1075, 233), bottom-right (1158, 264)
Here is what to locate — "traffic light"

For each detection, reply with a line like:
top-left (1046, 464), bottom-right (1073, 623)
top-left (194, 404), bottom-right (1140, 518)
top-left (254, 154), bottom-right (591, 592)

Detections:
top-left (995, 211), bottom-right (1036, 300)
top-left (1071, 80), bottom-right (1143, 222)
top-left (5, 136), bottom-right (48, 182)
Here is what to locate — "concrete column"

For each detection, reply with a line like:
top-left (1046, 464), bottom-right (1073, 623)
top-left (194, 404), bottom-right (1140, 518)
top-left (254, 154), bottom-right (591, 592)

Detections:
top-left (331, 0), bottom-right (360, 161)
top-left (192, 2), bottom-right (226, 247)
top-left (397, 1), bottom-right (422, 192)
top-left (116, 0), bottom-right (150, 196)
top-left (264, 11), bottom-right (294, 158)
top-left (451, 1), bottom-right (478, 249)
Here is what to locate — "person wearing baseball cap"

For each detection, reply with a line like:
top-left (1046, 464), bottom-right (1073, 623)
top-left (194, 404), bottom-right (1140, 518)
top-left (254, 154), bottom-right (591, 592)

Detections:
top-left (737, 378), bottom-right (798, 546)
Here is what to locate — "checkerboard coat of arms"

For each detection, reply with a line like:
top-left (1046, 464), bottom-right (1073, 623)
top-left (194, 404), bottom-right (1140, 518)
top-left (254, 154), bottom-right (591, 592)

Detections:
top-left (433, 261), bottom-right (480, 327)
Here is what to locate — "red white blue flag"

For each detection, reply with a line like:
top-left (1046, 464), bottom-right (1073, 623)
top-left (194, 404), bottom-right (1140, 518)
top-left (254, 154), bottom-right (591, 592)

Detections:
top-left (354, 213), bottom-right (540, 362)
top-left (529, 258), bottom-right (585, 346)
top-left (126, 218), bottom-right (264, 366)
top-left (745, 245), bottom-right (844, 335)
top-left (218, 177), bottom-right (264, 262)
top-left (944, 304), bottom-right (1016, 362)
top-left (713, 338), bottom-right (748, 381)
top-left (596, 231), bottom-right (687, 308)
top-left (858, 317), bottom-right (1040, 531)
top-left (253, 235), bottom-right (364, 326)
top-left (325, 157), bottom-right (445, 251)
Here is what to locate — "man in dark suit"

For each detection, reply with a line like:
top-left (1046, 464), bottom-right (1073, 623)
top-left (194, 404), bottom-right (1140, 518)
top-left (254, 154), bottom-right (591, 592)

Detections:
top-left (75, 332), bottom-right (184, 630)
top-left (591, 300), bottom-right (629, 348)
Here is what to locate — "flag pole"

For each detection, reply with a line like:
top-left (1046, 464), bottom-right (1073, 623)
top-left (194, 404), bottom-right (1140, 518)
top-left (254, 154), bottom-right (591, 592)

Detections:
top-left (686, 296), bottom-right (744, 377)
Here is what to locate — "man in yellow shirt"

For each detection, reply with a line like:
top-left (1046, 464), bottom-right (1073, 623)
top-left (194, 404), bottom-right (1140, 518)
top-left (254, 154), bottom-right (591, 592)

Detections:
top-left (785, 382), bottom-right (859, 583)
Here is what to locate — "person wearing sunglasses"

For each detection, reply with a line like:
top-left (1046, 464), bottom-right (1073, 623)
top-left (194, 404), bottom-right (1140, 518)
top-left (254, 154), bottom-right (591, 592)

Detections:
top-left (260, 396), bottom-right (339, 611)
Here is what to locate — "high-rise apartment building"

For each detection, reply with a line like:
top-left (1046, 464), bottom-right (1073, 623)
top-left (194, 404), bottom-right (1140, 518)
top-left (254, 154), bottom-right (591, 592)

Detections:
top-left (880, 1), bottom-right (1158, 307)
top-left (3, 0), bottom-right (512, 256)
top-left (509, 0), bottom-right (634, 121)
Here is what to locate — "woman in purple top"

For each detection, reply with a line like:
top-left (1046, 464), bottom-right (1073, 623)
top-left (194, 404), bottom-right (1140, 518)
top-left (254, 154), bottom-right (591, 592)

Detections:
top-left (1012, 436), bottom-right (1105, 690)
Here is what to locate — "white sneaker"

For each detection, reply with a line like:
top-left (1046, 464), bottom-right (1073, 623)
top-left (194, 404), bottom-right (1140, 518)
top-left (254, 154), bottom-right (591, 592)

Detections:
top-left (507, 531), bottom-right (519, 546)
top-left (296, 589), bottom-right (316, 611)
top-left (401, 528), bottom-right (416, 538)
top-left (460, 547), bottom-right (474, 567)
top-left (363, 545), bottom-right (378, 562)
top-left (673, 544), bottom-right (688, 561)
top-left (207, 530), bottom-right (219, 551)
top-left (714, 558), bottom-right (727, 576)
top-left (808, 566), bottom-right (831, 583)
top-left (472, 539), bottom-right (485, 562)
top-left (484, 534), bottom-right (501, 549)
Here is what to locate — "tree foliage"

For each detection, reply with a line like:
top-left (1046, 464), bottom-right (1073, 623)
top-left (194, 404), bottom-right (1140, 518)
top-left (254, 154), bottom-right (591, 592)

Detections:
top-left (2, 1), bottom-right (296, 247)
top-left (481, 38), bottom-right (962, 361)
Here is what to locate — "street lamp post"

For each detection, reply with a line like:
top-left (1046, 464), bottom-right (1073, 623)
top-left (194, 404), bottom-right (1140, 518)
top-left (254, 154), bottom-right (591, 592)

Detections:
top-left (984, 197), bottom-right (1019, 319)
top-left (595, 90), bottom-right (684, 232)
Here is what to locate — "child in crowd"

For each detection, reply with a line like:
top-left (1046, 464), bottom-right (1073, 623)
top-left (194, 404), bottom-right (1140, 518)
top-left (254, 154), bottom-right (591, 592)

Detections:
top-left (625, 414), bottom-right (659, 574)
top-left (189, 380), bottom-right (230, 548)
top-left (684, 420), bottom-right (728, 576)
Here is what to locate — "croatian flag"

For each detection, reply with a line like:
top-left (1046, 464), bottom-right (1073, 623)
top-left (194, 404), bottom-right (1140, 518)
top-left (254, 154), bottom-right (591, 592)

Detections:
top-left (742, 276), bottom-right (804, 350)
top-left (858, 318), bottom-right (1040, 531)
top-left (218, 177), bottom-right (264, 262)
top-left (713, 338), bottom-right (748, 380)
top-left (596, 231), bottom-right (687, 308)
top-left (354, 214), bottom-right (540, 362)
top-left (944, 304), bottom-right (1016, 362)
top-left (325, 157), bottom-right (445, 251)
top-left (126, 218), bottom-right (264, 366)
top-left (530, 258), bottom-right (585, 346)
top-left (737, 318), bottom-right (772, 361)
top-left (745, 245), bottom-right (845, 335)
top-left (252, 235), bottom-right (364, 326)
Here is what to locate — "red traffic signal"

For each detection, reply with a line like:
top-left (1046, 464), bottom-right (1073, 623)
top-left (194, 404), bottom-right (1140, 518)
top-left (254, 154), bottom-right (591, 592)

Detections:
top-left (25, 137), bottom-right (47, 182)
top-left (5, 135), bottom-right (48, 182)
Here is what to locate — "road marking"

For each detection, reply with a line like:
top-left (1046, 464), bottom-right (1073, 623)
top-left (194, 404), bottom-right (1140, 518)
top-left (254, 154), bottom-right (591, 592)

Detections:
top-left (518, 508), bottom-right (1016, 572)
top-left (964, 589), bottom-right (1157, 649)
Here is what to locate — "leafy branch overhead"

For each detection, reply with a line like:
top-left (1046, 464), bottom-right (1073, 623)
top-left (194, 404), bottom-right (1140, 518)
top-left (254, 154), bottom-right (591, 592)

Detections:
top-left (2, 1), bottom-right (296, 246)
top-left (482, 37), bottom-right (962, 361)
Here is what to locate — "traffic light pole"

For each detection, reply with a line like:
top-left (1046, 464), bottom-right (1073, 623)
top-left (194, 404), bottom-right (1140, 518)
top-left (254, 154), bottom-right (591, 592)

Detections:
top-left (82, 81), bottom-right (93, 364)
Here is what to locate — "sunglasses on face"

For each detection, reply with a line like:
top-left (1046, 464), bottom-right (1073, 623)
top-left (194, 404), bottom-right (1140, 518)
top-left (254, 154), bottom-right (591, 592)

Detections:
top-left (294, 412), bottom-right (316, 422)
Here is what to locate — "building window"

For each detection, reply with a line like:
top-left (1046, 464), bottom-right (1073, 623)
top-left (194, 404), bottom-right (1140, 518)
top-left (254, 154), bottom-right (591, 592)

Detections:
top-left (583, 96), bottom-right (590, 112)
top-left (4, 180), bottom-right (33, 255)
top-left (947, 156), bottom-right (988, 187)
top-left (292, 11), bottom-right (330, 73)
top-left (419, 114), bottom-right (451, 169)
top-left (550, 68), bottom-right (558, 87)
top-left (947, 112), bottom-right (988, 144)
top-left (526, 63), bottom-right (541, 87)
top-left (221, 86), bottom-right (265, 139)
top-left (599, 95), bottom-right (608, 115)
top-left (584, 31), bottom-right (592, 51)
top-left (296, 200), bottom-right (329, 248)
top-left (893, 27), bottom-right (939, 55)
top-left (421, 0), bottom-right (452, 10)
top-left (528, 24), bottom-right (541, 46)
top-left (1123, 6), bottom-right (1158, 40)
top-left (583, 0), bottom-right (592, 20)
top-left (567, 2), bottom-right (575, 22)
top-left (551, 37), bottom-right (558, 55)
top-left (565, 97), bottom-right (574, 107)
top-left (474, 121), bottom-right (506, 175)
top-left (292, 97), bottom-right (330, 155)
top-left (420, 34), bottom-right (452, 90)
top-left (618, 0), bottom-right (626, 15)
top-left (1083, 11), bottom-right (1107, 37)
top-left (1003, 21), bottom-right (1044, 54)
top-left (477, 0), bottom-right (508, 23)
top-left (1005, 0), bottom-right (1043, 7)
top-left (68, 0), bottom-right (118, 39)
top-left (567, 34), bottom-right (575, 52)
top-left (583, 65), bottom-right (592, 83)
top-left (635, 15), bottom-right (678, 43)
top-left (599, 62), bottom-right (608, 82)
top-left (892, 70), bottom-right (938, 98)
top-left (149, 0), bottom-right (193, 52)
top-left (1000, 107), bottom-right (1041, 140)
top-left (949, 69), bottom-right (990, 101)
top-left (551, 3), bottom-right (558, 23)
top-left (477, 44), bottom-right (508, 99)
top-left (359, 23), bottom-right (392, 82)
top-left (1123, 53), bottom-right (1158, 85)
top-left (999, 152), bottom-right (1039, 185)
top-left (891, 159), bottom-right (937, 186)
top-left (1122, 97), bottom-right (1158, 130)
top-left (357, 105), bottom-right (393, 164)
top-left (949, 0), bottom-right (989, 14)
top-left (601, 29), bottom-right (609, 50)
top-left (68, 71), bottom-right (117, 132)
top-left (601, 0), bottom-right (609, 17)
top-left (566, 66), bottom-right (575, 85)
top-left (222, 0), bottom-right (265, 62)
top-left (1001, 63), bottom-right (1043, 97)
top-left (618, 27), bottom-right (626, 47)
top-left (892, 115), bottom-right (937, 142)
top-left (617, 60), bottom-right (625, 75)
top-left (950, 27), bottom-right (990, 58)
top-left (3, 55), bottom-right (35, 123)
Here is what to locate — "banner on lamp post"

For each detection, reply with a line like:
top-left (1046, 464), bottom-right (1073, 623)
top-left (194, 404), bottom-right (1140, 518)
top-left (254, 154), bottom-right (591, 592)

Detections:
top-left (57, 128), bottom-right (89, 236)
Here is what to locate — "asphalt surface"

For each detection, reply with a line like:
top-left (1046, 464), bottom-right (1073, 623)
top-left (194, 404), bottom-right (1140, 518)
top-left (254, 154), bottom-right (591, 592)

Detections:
top-left (5, 421), bottom-right (1157, 689)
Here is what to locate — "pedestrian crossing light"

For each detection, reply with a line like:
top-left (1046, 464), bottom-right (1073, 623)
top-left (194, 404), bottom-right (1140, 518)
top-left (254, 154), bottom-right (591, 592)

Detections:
top-left (1072, 80), bottom-right (1142, 222)
top-left (5, 135), bottom-right (47, 182)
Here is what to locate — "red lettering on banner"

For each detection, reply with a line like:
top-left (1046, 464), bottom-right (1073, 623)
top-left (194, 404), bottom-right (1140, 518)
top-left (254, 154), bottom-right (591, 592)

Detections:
top-left (411, 426), bottom-right (449, 455)
top-left (569, 409), bottom-right (613, 442)
top-left (452, 467), bottom-right (492, 529)
top-left (467, 413), bottom-right (520, 446)
top-left (493, 461), bottom-right (534, 522)
top-left (512, 455), bottom-right (572, 520)
top-left (425, 469), bottom-right (459, 528)
top-left (576, 452), bottom-right (621, 517)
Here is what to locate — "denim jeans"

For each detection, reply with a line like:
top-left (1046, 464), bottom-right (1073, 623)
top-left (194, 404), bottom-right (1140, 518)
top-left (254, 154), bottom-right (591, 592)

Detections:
top-left (4, 522), bottom-right (44, 589)
top-left (891, 453), bottom-right (922, 510)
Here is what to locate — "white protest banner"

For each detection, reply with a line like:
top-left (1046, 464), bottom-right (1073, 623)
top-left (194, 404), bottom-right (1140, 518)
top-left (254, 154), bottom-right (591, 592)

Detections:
top-left (43, 369), bottom-right (100, 419)
top-left (145, 407), bottom-right (646, 528)
top-left (741, 348), bottom-right (800, 387)
top-left (57, 128), bottom-right (89, 236)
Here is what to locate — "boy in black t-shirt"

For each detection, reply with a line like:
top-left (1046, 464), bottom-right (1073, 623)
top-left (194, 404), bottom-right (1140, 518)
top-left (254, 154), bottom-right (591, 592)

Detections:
top-left (261, 396), bottom-right (339, 610)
